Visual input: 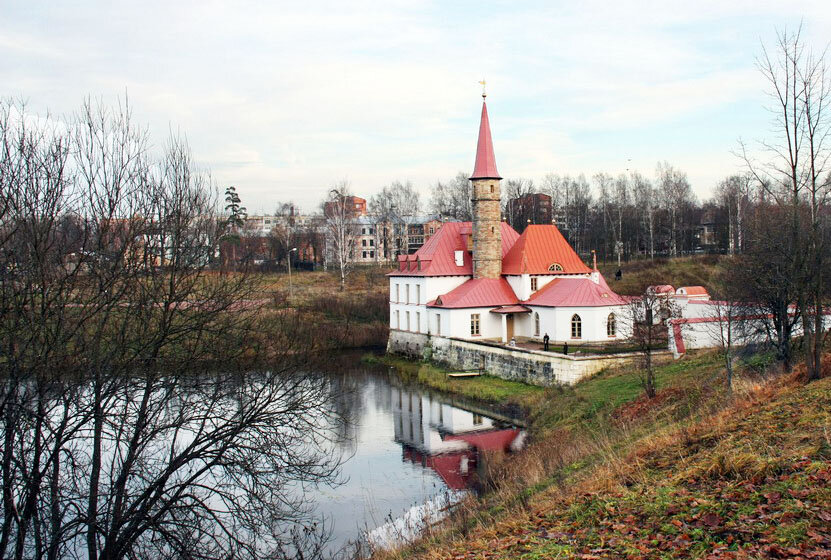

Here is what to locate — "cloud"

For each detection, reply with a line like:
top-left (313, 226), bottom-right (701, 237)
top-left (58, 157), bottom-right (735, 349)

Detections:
top-left (3, 1), bottom-right (831, 211)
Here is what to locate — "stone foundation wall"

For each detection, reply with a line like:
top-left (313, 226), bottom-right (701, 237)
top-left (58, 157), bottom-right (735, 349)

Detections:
top-left (387, 331), bottom-right (658, 386)
top-left (386, 330), bottom-right (431, 359)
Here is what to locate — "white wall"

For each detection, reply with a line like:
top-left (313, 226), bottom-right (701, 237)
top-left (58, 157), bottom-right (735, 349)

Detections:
top-left (424, 276), bottom-right (469, 302)
top-left (389, 276), bottom-right (471, 335)
top-left (428, 307), bottom-right (503, 340)
top-left (391, 386), bottom-right (495, 453)
top-left (528, 305), bottom-right (627, 343)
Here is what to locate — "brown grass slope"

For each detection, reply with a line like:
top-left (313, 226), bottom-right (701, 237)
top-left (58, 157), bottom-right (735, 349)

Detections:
top-left (378, 355), bottom-right (831, 560)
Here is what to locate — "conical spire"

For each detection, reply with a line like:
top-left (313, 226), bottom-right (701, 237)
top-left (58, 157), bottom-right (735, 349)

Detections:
top-left (470, 101), bottom-right (501, 180)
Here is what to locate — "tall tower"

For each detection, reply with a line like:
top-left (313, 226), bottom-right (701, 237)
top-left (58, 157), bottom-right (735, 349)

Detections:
top-left (469, 92), bottom-right (502, 279)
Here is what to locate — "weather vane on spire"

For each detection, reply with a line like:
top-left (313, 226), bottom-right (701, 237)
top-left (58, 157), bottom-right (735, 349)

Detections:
top-left (479, 78), bottom-right (487, 99)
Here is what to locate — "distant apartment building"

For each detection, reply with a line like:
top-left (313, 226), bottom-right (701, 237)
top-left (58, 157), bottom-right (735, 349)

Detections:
top-left (323, 196), bottom-right (367, 219)
top-left (355, 216), bottom-right (380, 263)
top-left (505, 193), bottom-right (552, 233)
top-left (405, 215), bottom-right (444, 254)
top-left (223, 197), bottom-right (456, 269)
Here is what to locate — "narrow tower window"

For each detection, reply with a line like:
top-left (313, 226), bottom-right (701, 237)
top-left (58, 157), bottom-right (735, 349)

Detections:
top-left (607, 313), bottom-right (616, 337)
top-left (534, 312), bottom-right (540, 336)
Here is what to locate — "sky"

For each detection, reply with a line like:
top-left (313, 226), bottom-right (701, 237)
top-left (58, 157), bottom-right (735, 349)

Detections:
top-left (3, 1), bottom-right (831, 213)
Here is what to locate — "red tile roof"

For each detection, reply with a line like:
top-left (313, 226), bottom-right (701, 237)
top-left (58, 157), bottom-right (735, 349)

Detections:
top-left (427, 278), bottom-right (519, 309)
top-left (648, 284), bottom-right (675, 294)
top-left (470, 101), bottom-right (501, 180)
top-left (389, 221), bottom-right (519, 277)
top-left (526, 276), bottom-right (627, 307)
top-left (676, 286), bottom-right (709, 296)
top-left (502, 225), bottom-right (591, 275)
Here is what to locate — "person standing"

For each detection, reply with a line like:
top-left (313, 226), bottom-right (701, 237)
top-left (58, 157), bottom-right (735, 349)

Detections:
top-left (563, 341), bottom-right (568, 355)
top-left (543, 332), bottom-right (550, 351)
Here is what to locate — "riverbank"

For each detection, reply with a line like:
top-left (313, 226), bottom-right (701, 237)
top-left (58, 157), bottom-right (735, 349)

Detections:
top-left (375, 348), bottom-right (831, 559)
top-left (245, 268), bottom-right (390, 361)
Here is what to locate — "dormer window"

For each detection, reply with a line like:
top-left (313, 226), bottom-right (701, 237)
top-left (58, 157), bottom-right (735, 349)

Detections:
top-left (548, 263), bottom-right (564, 272)
top-left (454, 250), bottom-right (464, 266)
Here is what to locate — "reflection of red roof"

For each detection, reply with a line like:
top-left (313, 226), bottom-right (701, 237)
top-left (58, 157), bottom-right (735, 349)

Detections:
top-left (444, 428), bottom-right (521, 452)
top-left (403, 448), bottom-right (475, 491)
top-left (526, 277), bottom-right (627, 307)
top-left (390, 222), bottom-right (519, 277)
top-left (470, 102), bottom-right (501, 180)
top-left (428, 278), bottom-right (519, 309)
top-left (502, 225), bottom-right (591, 275)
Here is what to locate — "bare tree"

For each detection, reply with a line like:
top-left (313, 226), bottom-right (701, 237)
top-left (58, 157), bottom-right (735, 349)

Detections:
top-left (656, 161), bottom-right (694, 256)
top-left (323, 181), bottom-right (359, 290)
top-left (430, 172), bottom-right (472, 221)
top-left (624, 291), bottom-right (679, 398)
top-left (701, 273), bottom-right (752, 393)
top-left (739, 25), bottom-right (831, 379)
top-left (0, 98), bottom-right (342, 560)
top-left (631, 172), bottom-right (657, 260)
top-left (715, 174), bottom-right (755, 255)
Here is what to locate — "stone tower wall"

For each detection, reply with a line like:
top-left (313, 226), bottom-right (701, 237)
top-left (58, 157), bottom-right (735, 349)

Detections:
top-left (472, 178), bottom-right (502, 278)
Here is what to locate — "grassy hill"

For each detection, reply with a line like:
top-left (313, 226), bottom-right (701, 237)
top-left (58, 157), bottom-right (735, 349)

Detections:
top-left (598, 255), bottom-right (727, 297)
top-left (376, 349), bottom-right (831, 559)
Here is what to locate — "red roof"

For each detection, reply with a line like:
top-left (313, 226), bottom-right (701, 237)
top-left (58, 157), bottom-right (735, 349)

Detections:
top-left (389, 221), bottom-right (519, 277)
top-left (428, 278), bottom-right (519, 309)
top-left (502, 225), bottom-right (591, 275)
top-left (677, 286), bottom-right (709, 296)
top-left (470, 102), bottom-right (501, 180)
top-left (648, 284), bottom-right (675, 294)
top-left (526, 276), bottom-right (627, 307)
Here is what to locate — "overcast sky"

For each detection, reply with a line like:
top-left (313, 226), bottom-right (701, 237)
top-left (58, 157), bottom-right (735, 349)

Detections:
top-left (3, 1), bottom-right (831, 213)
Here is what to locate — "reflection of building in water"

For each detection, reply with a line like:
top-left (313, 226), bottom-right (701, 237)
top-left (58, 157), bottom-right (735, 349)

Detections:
top-left (391, 386), bottom-right (523, 490)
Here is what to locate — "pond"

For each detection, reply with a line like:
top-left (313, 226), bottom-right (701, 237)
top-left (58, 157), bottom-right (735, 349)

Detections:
top-left (313, 355), bottom-right (526, 556)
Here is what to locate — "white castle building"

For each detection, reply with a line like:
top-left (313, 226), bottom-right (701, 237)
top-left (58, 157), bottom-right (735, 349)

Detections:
top-left (388, 95), bottom-right (631, 349)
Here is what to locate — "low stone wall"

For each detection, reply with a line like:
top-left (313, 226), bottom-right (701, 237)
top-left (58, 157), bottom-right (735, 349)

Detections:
top-left (387, 330), bottom-right (431, 359)
top-left (387, 331), bottom-right (656, 386)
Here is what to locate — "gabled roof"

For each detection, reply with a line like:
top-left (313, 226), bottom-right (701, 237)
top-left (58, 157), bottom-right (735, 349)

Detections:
top-left (525, 276), bottom-right (627, 307)
top-left (470, 102), bottom-right (501, 180)
top-left (502, 225), bottom-right (591, 275)
top-left (389, 221), bottom-right (519, 277)
top-left (427, 278), bottom-right (519, 309)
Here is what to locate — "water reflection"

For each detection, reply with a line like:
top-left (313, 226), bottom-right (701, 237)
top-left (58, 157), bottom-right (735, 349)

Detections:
top-left (314, 361), bottom-right (526, 556)
top-left (392, 385), bottom-right (524, 491)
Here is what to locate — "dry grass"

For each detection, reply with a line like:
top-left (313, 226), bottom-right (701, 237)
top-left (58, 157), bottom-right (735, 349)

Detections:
top-left (373, 351), bottom-right (831, 559)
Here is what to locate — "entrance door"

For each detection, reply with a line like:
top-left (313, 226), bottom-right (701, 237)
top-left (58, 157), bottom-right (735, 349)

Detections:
top-left (506, 314), bottom-right (514, 340)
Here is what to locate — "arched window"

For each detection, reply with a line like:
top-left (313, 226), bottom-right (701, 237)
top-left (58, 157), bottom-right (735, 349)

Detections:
top-left (534, 312), bottom-right (540, 336)
top-left (548, 263), bottom-right (564, 272)
top-left (607, 313), bottom-right (616, 337)
top-left (571, 314), bottom-right (582, 339)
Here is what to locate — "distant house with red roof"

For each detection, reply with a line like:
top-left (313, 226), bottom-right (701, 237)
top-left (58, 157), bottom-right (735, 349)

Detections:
top-left (388, 95), bottom-right (629, 346)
